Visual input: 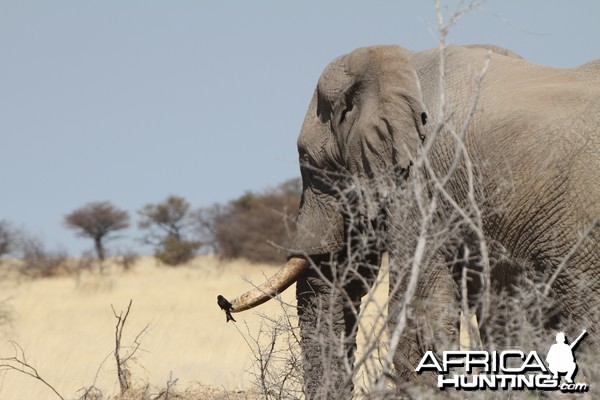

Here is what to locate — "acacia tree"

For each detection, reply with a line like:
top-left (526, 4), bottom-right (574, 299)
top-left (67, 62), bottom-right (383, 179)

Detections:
top-left (64, 201), bottom-right (130, 261)
top-left (138, 195), bottom-right (201, 265)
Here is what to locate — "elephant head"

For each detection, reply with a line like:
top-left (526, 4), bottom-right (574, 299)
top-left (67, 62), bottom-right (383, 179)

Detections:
top-left (292, 45), bottom-right (428, 256)
top-left (222, 45), bottom-right (431, 397)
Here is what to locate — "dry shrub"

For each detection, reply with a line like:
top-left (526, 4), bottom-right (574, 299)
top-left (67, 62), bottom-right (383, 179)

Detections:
top-left (203, 178), bottom-right (301, 264)
top-left (76, 381), bottom-right (256, 400)
top-left (17, 236), bottom-right (70, 278)
top-left (0, 298), bottom-right (13, 337)
top-left (245, 311), bottom-right (303, 399)
top-left (114, 249), bottom-right (140, 271)
top-left (154, 234), bottom-right (201, 266)
top-left (0, 220), bottom-right (14, 258)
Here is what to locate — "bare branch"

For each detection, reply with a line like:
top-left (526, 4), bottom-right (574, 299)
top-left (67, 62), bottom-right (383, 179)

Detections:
top-left (111, 299), bottom-right (139, 395)
top-left (543, 217), bottom-right (600, 297)
top-left (0, 341), bottom-right (64, 400)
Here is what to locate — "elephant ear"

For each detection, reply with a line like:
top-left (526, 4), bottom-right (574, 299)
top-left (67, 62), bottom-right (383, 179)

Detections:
top-left (377, 47), bottom-right (428, 172)
top-left (347, 46), bottom-right (429, 174)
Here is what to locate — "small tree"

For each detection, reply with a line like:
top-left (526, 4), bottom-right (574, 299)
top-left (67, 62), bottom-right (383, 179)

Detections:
top-left (0, 220), bottom-right (14, 259)
top-left (138, 195), bottom-right (201, 265)
top-left (64, 201), bottom-right (130, 261)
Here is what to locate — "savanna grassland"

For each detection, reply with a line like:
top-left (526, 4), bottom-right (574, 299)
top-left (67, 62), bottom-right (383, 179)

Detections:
top-left (0, 256), bottom-right (388, 399)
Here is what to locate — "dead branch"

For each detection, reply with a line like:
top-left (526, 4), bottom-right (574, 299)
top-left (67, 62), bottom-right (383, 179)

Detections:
top-left (111, 299), bottom-right (149, 395)
top-left (0, 341), bottom-right (64, 400)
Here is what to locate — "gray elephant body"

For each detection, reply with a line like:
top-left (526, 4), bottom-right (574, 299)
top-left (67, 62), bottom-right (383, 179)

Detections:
top-left (291, 45), bottom-right (599, 397)
top-left (225, 44), bottom-right (600, 398)
top-left (417, 45), bottom-right (600, 308)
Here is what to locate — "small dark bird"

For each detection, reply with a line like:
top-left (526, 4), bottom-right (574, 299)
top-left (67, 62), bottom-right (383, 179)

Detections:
top-left (217, 295), bottom-right (236, 323)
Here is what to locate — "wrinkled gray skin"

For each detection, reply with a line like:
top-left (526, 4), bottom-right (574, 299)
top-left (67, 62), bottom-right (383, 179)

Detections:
top-left (291, 44), bottom-right (600, 398)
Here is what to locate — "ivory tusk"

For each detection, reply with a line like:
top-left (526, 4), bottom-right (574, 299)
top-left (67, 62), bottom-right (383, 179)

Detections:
top-left (223, 257), bottom-right (309, 313)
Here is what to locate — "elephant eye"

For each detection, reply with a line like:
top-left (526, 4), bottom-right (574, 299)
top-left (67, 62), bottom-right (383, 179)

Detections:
top-left (340, 102), bottom-right (353, 124)
top-left (421, 112), bottom-right (428, 125)
top-left (299, 150), bottom-right (311, 165)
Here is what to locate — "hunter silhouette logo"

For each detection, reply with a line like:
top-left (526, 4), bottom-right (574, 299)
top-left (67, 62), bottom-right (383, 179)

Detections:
top-left (415, 330), bottom-right (589, 393)
top-left (546, 330), bottom-right (587, 384)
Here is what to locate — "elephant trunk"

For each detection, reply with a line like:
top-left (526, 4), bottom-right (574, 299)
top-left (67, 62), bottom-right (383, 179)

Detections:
top-left (297, 265), bottom-right (355, 399)
top-left (227, 257), bottom-right (309, 313)
top-left (297, 253), bottom-right (381, 399)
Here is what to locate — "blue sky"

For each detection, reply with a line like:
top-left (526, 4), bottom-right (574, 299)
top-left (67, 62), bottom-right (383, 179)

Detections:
top-left (1, 1), bottom-right (599, 255)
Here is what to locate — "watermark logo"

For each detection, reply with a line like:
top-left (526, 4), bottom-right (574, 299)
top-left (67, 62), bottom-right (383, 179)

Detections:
top-left (415, 330), bottom-right (589, 393)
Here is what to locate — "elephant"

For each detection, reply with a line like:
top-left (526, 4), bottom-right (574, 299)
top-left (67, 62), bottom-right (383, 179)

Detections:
top-left (221, 44), bottom-right (600, 398)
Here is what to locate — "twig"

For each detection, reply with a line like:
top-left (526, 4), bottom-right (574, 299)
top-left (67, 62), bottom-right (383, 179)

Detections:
top-left (543, 217), bottom-right (599, 297)
top-left (112, 299), bottom-right (135, 395)
top-left (0, 341), bottom-right (64, 400)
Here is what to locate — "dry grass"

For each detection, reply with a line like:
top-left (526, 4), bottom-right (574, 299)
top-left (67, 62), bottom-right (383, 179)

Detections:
top-left (0, 256), bottom-right (291, 399)
top-left (0, 255), bottom-right (389, 399)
